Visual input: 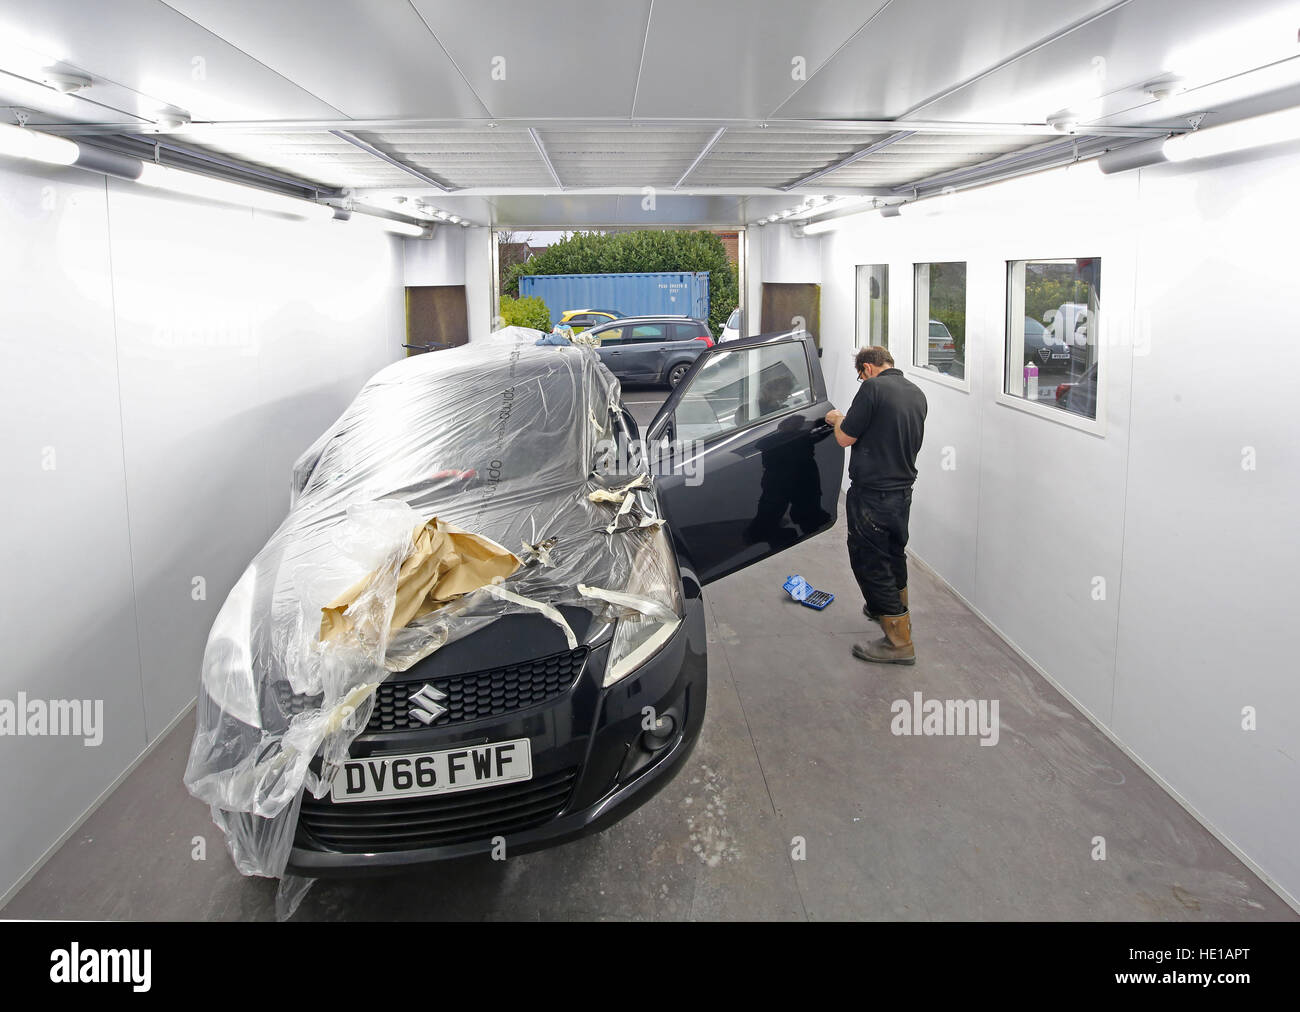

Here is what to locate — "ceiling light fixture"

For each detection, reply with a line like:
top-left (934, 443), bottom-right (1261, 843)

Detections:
top-left (38, 70), bottom-right (91, 94)
top-left (151, 108), bottom-right (192, 132)
top-left (1046, 111), bottom-right (1080, 134)
top-left (1142, 77), bottom-right (1185, 102)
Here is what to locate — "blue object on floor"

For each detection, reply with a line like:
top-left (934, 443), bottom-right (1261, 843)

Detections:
top-left (783, 575), bottom-right (834, 610)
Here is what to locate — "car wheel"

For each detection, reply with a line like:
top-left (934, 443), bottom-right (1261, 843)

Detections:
top-left (667, 363), bottom-right (690, 387)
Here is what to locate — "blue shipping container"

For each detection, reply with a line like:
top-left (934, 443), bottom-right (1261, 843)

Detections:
top-left (519, 271), bottom-right (710, 327)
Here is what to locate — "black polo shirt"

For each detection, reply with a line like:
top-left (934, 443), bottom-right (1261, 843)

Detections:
top-left (839, 368), bottom-right (928, 490)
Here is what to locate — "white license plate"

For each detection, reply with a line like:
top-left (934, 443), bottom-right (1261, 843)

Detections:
top-left (330, 738), bottom-right (533, 803)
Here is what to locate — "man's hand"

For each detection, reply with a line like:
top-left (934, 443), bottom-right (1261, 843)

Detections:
top-left (825, 408), bottom-right (857, 448)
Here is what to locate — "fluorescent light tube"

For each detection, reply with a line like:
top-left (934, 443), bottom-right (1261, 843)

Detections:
top-left (0, 122), bottom-right (79, 165)
top-left (136, 162), bottom-right (333, 220)
top-left (345, 212), bottom-right (426, 237)
top-left (1165, 105), bottom-right (1300, 162)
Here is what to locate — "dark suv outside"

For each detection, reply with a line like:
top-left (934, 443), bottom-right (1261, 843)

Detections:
top-left (585, 315), bottom-right (715, 387)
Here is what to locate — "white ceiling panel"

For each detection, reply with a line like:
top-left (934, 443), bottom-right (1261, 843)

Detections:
top-left (407, 0), bottom-right (652, 118)
top-left (632, 0), bottom-right (892, 118)
top-left (910, 0), bottom-right (1300, 126)
top-left (161, 0), bottom-right (491, 119)
top-left (0, 71), bottom-right (150, 127)
top-left (0, 0), bottom-right (343, 123)
top-left (774, 0), bottom-right (1121, 120)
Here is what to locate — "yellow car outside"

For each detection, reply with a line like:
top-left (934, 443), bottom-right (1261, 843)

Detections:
top-left (557, 309), bottom-right (623, 333)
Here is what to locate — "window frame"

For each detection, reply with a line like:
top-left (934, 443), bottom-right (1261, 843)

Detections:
top-left (908, 260), bottom-right (971, 394)
top-left (855, 263), bottom-right (890, 350)
top-left (998, 257), bottom-right (1106, 437)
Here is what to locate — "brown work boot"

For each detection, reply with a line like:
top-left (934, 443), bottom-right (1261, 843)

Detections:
top-left (852, 612), bottom-right (916, 665)
top-left (862, 587), bottom-right (908, 623)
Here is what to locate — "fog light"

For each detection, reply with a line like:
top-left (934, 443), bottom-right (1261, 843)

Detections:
top-left (642, 713), bottom-right (676, 750)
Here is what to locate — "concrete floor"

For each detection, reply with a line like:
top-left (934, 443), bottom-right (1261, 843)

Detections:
top-left (4, 386), bottom-right (1293, 921)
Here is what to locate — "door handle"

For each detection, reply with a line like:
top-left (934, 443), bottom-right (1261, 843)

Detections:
top-left (811, 422), bottom-right (834, 435)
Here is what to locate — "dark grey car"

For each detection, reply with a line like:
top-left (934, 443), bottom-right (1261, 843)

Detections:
top-left (587, 315), bottom-right (715, 387)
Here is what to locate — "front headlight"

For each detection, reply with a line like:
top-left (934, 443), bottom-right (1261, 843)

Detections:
top-left (603, 525), bottom-right (683, 687)
top-left (200, 564), bottom-right (261, 728)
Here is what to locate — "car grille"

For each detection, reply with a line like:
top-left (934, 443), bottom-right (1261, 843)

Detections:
top-left (275, 646), bottom-right (589, 734)
top-left (298, 767), bottom-right (579, 852)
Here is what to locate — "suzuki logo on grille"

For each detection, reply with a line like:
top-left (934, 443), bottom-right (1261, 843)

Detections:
top-left (408, 684), bottom-right (448, 725)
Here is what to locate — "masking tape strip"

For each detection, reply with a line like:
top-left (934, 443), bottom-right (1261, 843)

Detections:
top-left (479, 583), bottom-right (578, 649)
top-left (577, 583), bottom-right (678, 624)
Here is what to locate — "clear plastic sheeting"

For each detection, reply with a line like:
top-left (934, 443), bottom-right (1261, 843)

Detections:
top-left (470, 324), bottom-right (545, 346)
top-left (184, 335), bottom-right (682, 881)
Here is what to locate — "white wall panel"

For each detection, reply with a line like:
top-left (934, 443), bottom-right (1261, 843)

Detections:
top-left (0, 163), bottom-right (146, 905)
top-left (404, 225), bottom-right (467, 287)
top-left (779, 148), bottom-right (1300, 905)
top-left (1112, 144), bottom-right (1300, 900)
top-left (0, 161), bottom-right (404, 901)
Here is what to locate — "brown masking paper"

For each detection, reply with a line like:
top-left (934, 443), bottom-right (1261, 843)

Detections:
top-left (320, 517), bottom-right (520, 642)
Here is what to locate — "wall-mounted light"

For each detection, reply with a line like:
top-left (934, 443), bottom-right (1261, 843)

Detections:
top-left (137, 162), bottom-right (334, 220)
top-left (0, 121), bottom-right (79, 165)
top-left (1098, 104), bottom-right (1300, 173)
top-left (1167, 105), bottom-right (1300, 160)
top-left (879, 203), bottom-right (905, 218)
top-left (349, 212), bottom-right (426, 237)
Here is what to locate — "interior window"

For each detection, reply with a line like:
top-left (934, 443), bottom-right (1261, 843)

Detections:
top-left (1005, 258), bottom-right (1101, 419)
top-left (674, 342), bottom-right (814, 442)
top-left (914, 261), bottom-right (966, 379)
top-left (856, 264), bottom-right (889, 347)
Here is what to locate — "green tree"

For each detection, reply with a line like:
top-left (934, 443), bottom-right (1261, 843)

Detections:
top-left (503, 230), bottom-right (739, 335)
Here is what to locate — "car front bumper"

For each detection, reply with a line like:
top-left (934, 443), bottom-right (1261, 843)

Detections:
top-left (285, 592), bottom-right (706, 877)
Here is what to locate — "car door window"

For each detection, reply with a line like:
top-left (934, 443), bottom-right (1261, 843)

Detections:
top-left (628, 325), bottom-right (667, 343)
top-left (673, 341), bottom-right (814, 442)
top-left (596, 326), bottom-right (626, 344)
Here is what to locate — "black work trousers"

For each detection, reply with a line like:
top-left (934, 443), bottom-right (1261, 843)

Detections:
top-left (845, 484), bottom-right (912, 617)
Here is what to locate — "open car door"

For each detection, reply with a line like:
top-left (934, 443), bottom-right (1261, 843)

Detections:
top-left (646, 330), bottom-right (844, 586)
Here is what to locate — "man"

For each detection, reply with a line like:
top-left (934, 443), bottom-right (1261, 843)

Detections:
top-left (824, 346), bottom-right (927, 665)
